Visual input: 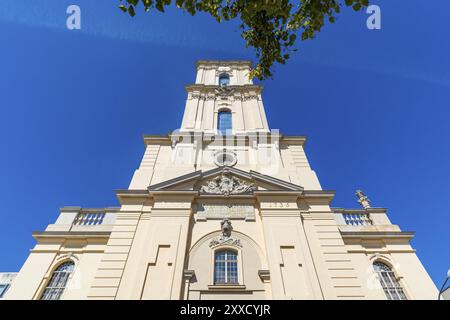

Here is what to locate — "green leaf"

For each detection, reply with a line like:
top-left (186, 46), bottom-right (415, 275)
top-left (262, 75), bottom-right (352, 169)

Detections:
top-left (156, 1), bottom-right (165, 12)
top-left (289, 34), bottom-right (296, 44)
top-left (117, 0), bottom-right (369, 80)
top-left (353, 4), bottom-right (362, 11)
top-left (128, 5), bottom-right (135, 17)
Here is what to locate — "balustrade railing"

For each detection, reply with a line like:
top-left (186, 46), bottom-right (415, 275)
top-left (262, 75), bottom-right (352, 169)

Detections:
top-left (72, 212), bottom-right (105, 226)
top-left (342, 212), bottom-right (373, 226)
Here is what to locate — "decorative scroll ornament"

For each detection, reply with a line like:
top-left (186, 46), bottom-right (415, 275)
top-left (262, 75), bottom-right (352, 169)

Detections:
top-left (242, 95), bottom-right (259, 101)
top-left (209, 237), bottom-right (242, 248)
top-left (199, 174), bottom-right (256, 196)
top-left (209, 219), bottom-right (242, 247)
top-left (215, 69), bottom-right (232, 76)
top-left (215, 86), bottom-right (234, 98)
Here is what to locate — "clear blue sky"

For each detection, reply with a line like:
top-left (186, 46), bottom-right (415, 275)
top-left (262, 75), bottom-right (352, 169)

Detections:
top-left (0, 0), bottom-right (448, 288)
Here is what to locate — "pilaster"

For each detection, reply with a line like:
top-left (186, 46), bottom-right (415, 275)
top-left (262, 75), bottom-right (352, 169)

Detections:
top-left (115, 192), bottom-right (196, 300)
top-left (87, 208), bottom-right (143, 299)
top-left (256, 193), bottom-right (322, 299)
top-left (301, 208), bottom-right (367, 299)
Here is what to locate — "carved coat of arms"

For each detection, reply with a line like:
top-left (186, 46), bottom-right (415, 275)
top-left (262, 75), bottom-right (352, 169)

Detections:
top-left (199, 174), bottom-right (256, 196)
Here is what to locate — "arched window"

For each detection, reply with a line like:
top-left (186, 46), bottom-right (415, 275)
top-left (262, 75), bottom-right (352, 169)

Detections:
top-left (219, 74), bottom-right (230, 86)
top-left (214, 249), bottom-right (238, 284)
top-left (373, 261), bottom-right (407, 300)
top-left (218, 110), bottom-right (232, 135)
top-left (40, 261), bottom-right (75, 300)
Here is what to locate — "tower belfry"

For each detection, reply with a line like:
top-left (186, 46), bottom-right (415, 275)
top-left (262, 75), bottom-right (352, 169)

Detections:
top-left (181, 61), bottom-right (269, 134)
top-left (4, 60), bottom-right (438, 301)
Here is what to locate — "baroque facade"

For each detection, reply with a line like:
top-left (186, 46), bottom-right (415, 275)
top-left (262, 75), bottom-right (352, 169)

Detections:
top-left (4, 61), bottom-right (438, 300)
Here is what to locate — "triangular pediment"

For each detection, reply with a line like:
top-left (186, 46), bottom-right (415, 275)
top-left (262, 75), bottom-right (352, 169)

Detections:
top-left (148, 166), bottom-right (303, 195)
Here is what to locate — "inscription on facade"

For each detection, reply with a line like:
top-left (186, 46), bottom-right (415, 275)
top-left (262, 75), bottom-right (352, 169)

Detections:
top-left (196, 204), bottom-right (255, 220)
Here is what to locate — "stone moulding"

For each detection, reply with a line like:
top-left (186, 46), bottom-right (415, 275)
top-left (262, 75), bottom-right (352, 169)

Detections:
top-left (258, 270), bottom-right (271, 282)
top-left (199, 174), bottom-right (256, 196)
top-left (196, 60), bottom-right (253, 69)
top-left (142, 133), bottom-right (307, 147)
top-left (209, 236), bottom-right (242, 248)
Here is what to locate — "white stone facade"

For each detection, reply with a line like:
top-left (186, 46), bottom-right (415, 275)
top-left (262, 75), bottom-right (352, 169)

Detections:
top-left (0, 273), bottom-right (17, 299)
top-left (4, 61), bottom-right (438, 300)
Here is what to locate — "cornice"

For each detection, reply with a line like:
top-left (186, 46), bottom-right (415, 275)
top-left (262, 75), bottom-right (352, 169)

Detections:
top-left (281, 135), bottom-right (307, 146)
top-left (186, 84), bottom-right (261, 90)
top-left (116, 189), bottom-right (151, 204)
top-left (254, 190), bottom-right (303, 197)
top-left (116, 189), bottom-right (149, 196)
top-left (149, 170), bottom-right (202, 191)
top-left (59, 206), bottom-right (82, 211)
top-left (346, 249), bottom-right (416, 254)
top-left (300, 190), bottom-right (335, 204)
top-left (340, 231), bottom-right (415, 239)
top-left (196, 60), bottom-right (253, 69)
top-left (142, 132), bottom-right (303, 147)
top-left (185, 85), bottom-right (263, 100)
top-left (32, 231), bottom-right (111, 240)
top-left (149, 190), bottom-right (199, 197)
top-left (30, 249), bottom-right (107, 254)
top-left (59, 207), bottom-right (120, 213)
top-left (148, 166), bottom-right (303, 195)
top-left (249, 170), bottom-right (303, 191)
top-left (301, 212), bottom-right (335, 220)
top-left (173, 132), bottom-right (281, 145)
top-left (332, 207), bottom-right (387, 214)
top-left (143, 134), bottom-right (172, 146)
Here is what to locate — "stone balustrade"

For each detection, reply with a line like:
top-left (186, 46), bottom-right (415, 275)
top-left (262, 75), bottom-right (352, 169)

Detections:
top-left (43, 207), bottom-right (119, 232)
top-left (73, 211), bottom-right (106, 226)
top-left (342, 212), bottom-right (373, 226)
top-left (332, 208), bottom-right (403, 234)
top-left (333, 208), bottom-right (392, 227)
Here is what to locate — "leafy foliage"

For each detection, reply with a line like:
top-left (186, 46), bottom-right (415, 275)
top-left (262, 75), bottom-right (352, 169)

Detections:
top-left (118, 0), bottom-right (369, 79)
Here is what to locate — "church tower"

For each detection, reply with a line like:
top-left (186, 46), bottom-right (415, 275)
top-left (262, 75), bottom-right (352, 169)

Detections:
top-left (4, 61), bottom-right (438, 300)
top-left (181, 60), bottom-right (269, 133)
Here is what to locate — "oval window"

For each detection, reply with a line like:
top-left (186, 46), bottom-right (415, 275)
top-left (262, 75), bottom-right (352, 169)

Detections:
top-left (214, 151), bottom-right (237, 167)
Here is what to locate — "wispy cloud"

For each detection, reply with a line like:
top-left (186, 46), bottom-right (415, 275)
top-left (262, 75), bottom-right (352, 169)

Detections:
top-left (299, 55), bottom-right (450, 88)
top-left (0, 0), bottom-right (244, 54)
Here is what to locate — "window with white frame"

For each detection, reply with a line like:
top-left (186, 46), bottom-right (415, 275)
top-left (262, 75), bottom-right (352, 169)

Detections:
top-left (373, 261), bottom-right (407, 300)
top-left (218, 110), bottom-right (232, 135)
top-left (40, 261), bottom-right (75, 300)
top-left (219, 74), bottom-right (230, 86)
top-left (214, 249), bottom-right (238, 284)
